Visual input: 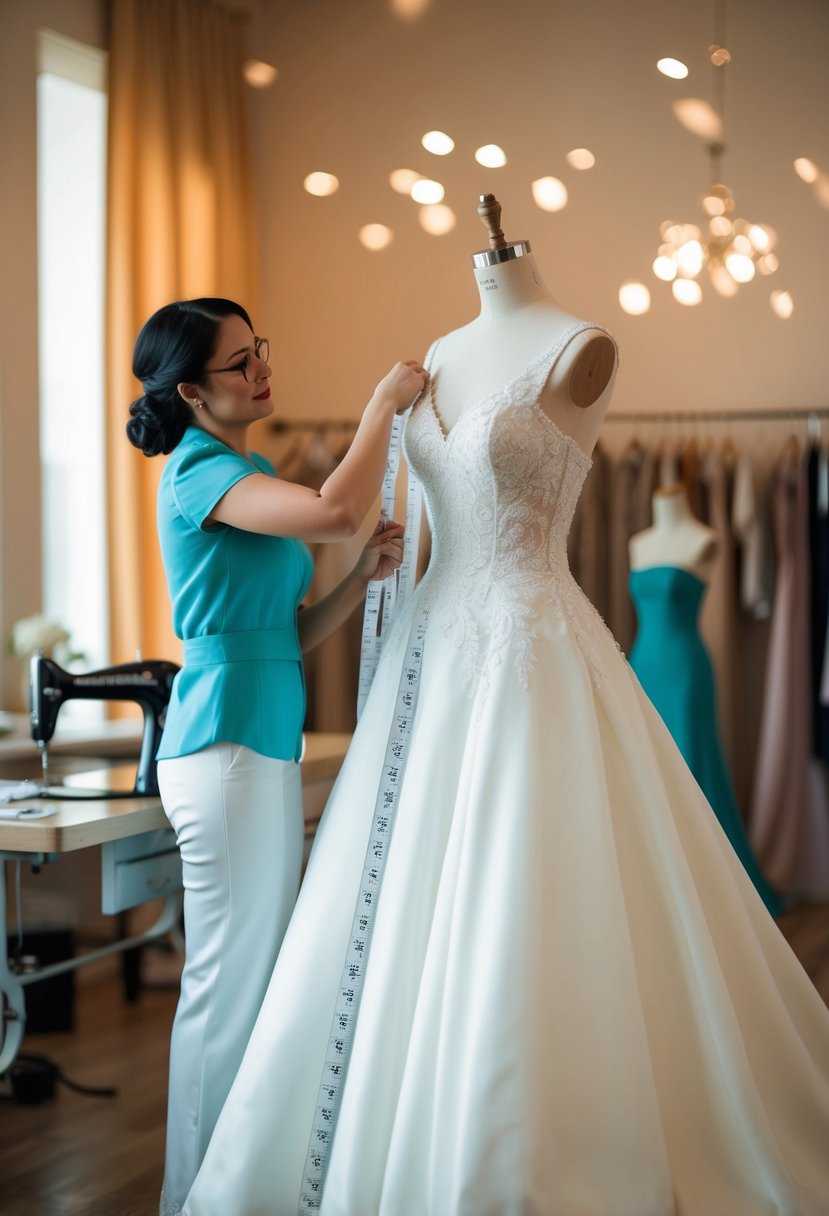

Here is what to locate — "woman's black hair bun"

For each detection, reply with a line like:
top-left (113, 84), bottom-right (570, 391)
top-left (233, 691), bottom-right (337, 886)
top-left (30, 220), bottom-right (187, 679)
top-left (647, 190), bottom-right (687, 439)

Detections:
top-left (126, 395), bottom-right (186, 457)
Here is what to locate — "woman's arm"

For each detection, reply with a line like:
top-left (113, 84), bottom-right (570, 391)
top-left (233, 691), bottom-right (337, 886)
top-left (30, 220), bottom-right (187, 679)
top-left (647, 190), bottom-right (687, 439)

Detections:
top-left (298, 520), bottom-right (405, 655)
top-left (208, 363), bottom-right (427, 542)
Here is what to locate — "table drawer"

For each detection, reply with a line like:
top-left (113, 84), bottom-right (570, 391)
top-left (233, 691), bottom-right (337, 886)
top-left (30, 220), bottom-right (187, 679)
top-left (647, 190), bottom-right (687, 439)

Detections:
top-left (101, 829), bottom-right (182, 914)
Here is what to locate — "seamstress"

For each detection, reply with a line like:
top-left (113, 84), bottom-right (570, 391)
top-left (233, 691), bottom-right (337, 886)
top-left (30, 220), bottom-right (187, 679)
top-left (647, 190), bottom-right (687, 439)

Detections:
top-left (126, 297), bottom-right (427, 1216)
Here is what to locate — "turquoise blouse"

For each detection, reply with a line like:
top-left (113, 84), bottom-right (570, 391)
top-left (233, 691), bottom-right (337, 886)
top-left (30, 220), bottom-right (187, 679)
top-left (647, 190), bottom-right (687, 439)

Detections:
top-left (156, 426), bottom-right (314, 762)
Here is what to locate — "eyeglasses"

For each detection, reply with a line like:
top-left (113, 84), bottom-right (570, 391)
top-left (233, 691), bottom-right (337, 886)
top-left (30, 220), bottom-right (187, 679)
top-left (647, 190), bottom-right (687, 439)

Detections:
top-left (204, 337), bottom-right (270, 383)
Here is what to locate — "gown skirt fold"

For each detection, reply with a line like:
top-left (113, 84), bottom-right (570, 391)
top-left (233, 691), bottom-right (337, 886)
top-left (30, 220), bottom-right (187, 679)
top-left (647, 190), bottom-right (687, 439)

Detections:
top-left (182, 596), bottom-right (829, 1216)
top-left (182, 336), bottom-right (829, 1215)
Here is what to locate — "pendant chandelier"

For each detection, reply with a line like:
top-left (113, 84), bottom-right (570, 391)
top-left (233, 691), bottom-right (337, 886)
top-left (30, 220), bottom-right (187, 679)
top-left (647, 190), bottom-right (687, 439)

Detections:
top-left (654, 0), bottom-right (779, 305)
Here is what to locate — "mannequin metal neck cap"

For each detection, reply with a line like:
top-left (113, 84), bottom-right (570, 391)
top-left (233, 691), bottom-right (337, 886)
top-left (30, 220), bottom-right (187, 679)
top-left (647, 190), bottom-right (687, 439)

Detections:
top-left (471, 240), bottom-right (532, 268)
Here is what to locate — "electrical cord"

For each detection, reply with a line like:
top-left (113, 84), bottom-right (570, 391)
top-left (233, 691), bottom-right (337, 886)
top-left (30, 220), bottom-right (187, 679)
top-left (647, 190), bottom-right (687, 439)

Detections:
top-left (1, 1053), bottom-right (118, 1104)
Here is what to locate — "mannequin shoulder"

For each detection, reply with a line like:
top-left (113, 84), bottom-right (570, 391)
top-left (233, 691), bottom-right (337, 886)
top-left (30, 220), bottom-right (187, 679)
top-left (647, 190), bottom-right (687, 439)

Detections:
top-left (536, 323), bottom-right (618, 456)
top-left (568, 332), bottom-right (618, 408)
top-left (427, 319), bottom-right (477, 367)
top-left (629, 520), bottom-right (719, 577)
top-left (544, 323), bottom-right (618, 410)
top-left (628, 526), bottom-right (658, 569)
top-left (689, 527), bottom-right (719, 577)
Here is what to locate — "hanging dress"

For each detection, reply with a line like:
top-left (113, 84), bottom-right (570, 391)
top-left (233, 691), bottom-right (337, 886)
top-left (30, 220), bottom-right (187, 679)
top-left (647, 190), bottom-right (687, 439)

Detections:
top-left (629, 564), bottom-right (780, 915)
top-left (749, 447), bottom-right (829, 898)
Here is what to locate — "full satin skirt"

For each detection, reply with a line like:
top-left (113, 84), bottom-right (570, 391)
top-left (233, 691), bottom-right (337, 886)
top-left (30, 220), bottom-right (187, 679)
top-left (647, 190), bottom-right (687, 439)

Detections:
top-left (182, 593), bottom-right (829, 1216)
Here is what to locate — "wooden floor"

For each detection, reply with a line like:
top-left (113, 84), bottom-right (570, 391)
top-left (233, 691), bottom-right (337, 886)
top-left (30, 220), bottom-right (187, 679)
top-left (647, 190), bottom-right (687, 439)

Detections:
top-left (1, 903), bottom-right (828, 1216)
top-left (0, 954), bottom-right (181, 1216)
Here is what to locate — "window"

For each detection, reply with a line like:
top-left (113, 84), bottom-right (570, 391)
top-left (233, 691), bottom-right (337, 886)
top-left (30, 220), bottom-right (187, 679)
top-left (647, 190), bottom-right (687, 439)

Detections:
top-left (36, 30), bottom-right (108, 719)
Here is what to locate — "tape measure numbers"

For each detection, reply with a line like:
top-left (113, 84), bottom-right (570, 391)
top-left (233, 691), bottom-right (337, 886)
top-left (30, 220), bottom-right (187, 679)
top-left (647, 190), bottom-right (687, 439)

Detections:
top-left (357, 410), bottom-right (424, 719)
top-left (299, 405), bottom-right (427, 1214)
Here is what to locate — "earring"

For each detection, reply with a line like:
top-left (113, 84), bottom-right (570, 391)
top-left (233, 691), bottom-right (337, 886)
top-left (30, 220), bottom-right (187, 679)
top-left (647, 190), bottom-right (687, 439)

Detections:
top-left (193, 399), bottom-right (203, 408)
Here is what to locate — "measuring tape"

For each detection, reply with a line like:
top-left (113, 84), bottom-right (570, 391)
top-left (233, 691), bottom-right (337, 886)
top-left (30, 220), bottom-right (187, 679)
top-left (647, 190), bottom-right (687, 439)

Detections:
top-left (357, 409), bottom-right (424, 718)
top-left (299, 403), bottom-right (427, 1214)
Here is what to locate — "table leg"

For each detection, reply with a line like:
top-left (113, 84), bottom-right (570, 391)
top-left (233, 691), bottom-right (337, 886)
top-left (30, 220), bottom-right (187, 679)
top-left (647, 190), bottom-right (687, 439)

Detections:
top-left (0, 852), bottom-right (181, 1074)
top-left (0, 859), bottom-right (28, 1076)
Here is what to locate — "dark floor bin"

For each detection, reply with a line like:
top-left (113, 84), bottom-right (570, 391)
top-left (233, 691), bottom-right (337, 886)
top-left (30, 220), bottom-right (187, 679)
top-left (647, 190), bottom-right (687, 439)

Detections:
top-left (5, 928), bottom-right (75, 1033)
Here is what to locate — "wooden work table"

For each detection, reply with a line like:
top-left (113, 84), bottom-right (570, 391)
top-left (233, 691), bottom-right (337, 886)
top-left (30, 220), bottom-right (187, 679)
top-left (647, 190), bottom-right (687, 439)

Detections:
top-left (0, 731), bottom-right (351, 1074)
top-left (0, 731), bottom-right (352, 853)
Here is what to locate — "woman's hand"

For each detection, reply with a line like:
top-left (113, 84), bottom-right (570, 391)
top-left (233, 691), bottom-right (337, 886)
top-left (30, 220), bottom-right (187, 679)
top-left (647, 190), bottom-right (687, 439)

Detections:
top-left (373, 361), bottom-right (429, 415)
top-left (354, 518), bottom-right (406, 585)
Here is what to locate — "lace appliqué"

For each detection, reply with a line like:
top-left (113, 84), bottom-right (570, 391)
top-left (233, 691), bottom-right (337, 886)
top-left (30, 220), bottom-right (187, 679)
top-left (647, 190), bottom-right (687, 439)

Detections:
top-left (487, 396), bottom-right (612, 693)
top-left (403, 322), bottom-right (623, 707)
top-left (159, 1185), bottom-right (182, 1216)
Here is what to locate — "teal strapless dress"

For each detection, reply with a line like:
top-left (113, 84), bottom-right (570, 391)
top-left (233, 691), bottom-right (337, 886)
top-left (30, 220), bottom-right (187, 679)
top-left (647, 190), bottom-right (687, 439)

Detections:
top-left (629, 565), bottom-right (780, 915)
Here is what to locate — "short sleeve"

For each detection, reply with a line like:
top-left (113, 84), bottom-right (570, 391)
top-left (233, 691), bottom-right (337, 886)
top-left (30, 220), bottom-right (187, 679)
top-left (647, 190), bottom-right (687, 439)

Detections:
top-left (171, 438), bottom-right (260, 531)
top-left (250, 451), bottom-right (277, 478)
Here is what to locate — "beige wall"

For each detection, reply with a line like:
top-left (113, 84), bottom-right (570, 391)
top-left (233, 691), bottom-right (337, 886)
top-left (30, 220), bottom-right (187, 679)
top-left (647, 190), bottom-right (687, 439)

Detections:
top-left (247, 0), bottom-right (829, 435)
top-left (0, 0), bottom-right (107, 708)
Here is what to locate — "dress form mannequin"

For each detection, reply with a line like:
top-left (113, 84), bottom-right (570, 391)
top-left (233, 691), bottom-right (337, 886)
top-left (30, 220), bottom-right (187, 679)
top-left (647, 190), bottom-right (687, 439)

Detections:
top-left (428, 194), bottom-right (617, 458)
top-left (629, 483), bottom-right (718, 580)
top-left (627, 482), bottom-right (779, 913)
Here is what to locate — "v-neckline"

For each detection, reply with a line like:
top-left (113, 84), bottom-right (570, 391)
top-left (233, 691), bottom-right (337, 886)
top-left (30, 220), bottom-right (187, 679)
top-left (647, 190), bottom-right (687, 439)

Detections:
top-left (421, 371), bottom-right (593, 475)
top-left (425, 324), bottom-right (586, 444)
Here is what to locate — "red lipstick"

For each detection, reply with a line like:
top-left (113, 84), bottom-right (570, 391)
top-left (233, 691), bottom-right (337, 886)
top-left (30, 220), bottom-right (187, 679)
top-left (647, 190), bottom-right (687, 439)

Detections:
top-left (253, 387), bottom-right (271, 400)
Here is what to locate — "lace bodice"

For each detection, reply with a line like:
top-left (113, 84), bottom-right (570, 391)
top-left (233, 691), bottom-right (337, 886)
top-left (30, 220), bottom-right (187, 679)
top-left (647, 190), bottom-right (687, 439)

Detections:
top-left (401, 322), bottom-right (619, 695)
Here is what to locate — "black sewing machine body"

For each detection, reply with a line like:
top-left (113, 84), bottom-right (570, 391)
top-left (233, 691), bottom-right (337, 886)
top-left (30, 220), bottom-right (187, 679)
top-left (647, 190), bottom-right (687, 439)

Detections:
top-left (29, 655), bottom-right (180, 796)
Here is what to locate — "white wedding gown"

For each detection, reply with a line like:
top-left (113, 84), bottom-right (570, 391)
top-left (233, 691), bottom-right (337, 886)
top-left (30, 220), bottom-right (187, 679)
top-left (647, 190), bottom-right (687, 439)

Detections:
top-left (182, 327), bottom-right (829, 1216)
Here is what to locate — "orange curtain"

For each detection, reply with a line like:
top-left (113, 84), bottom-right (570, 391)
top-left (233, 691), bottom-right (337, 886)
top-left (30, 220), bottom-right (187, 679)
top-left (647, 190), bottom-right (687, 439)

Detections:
top-left (106, 0), bottom-right (258, 667)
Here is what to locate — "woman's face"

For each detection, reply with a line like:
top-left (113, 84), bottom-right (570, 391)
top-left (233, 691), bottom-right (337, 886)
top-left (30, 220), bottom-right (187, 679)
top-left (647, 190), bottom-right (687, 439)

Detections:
top-left (196, 313), bottom-right (273, 426)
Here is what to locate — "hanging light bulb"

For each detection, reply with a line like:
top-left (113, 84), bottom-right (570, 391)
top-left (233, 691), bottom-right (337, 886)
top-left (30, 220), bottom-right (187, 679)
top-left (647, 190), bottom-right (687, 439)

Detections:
top-left (474, 144), bottom-right (507, 168)
top-left (650, 0), bottom-right (780, 305)
top-left (724, 251), bottom-right (755, 282)
top-left (676, 239), bottom-right (704, 277)
top-left (389, 168), bottom-right (420, 194)
top-left (770, 290), bottom-right (794, 318)
top-left (657, 57), bottom-right (689, 79)
top-left (566, 148), bottom-right (595, 170)
top-left (531, 177), bottom-right (568, 211)
top-left (244, 59), bottom-right (278, 88)
top-left (794, 157), bottom-right (819, 183)
top-left (410, 178), bottom-right (445, 204)
top-left (359, 224), bottom-right (394, 251)
top-left (709, 260), bottom-right (739, 297)
top-left (619, 282), bottom-right (651, 315)
top-left (304, 172), bottom-right (339, 197)
top-left (700, 182), bottom-right (734, 216)
top-left (672, 279), bottom-right (703, 305)
top-left (418, 204), bottom-right (456, 235)
top-left (747, 224), bottom-right (776, 252)
top-left (421, 130), bottom-right (454, 156)
top-left (653, 255), bottom-right (677, 282)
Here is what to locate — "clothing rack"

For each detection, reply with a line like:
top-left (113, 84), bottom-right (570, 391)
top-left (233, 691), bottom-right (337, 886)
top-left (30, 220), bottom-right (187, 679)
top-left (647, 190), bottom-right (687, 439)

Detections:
top-left (605, 407), bottom-right (829, 424)
top-left (270, 418), bottom-right (357, 432)
top-left (270, 409), bottom-right (829, 434)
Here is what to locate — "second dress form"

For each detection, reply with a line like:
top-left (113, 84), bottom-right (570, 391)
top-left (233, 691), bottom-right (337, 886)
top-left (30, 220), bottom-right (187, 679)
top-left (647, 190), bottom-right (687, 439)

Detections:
top-left (629, 485), bottom-right (780, 914)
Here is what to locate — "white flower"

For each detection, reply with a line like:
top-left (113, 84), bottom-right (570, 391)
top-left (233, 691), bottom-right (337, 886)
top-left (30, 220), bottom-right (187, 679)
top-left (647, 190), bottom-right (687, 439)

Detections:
top-left (9, 614), bottom-right (71, 658)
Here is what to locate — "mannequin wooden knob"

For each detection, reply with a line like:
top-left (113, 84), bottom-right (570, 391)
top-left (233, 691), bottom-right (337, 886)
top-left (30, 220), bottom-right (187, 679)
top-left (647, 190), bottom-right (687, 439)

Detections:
top-left (477, 194), bottom-right (507, 250)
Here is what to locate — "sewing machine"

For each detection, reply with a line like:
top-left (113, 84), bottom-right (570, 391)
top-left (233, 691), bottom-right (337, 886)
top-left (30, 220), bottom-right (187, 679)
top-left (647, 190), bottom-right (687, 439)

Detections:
top-left (29, 654), bottom-right (180, 796)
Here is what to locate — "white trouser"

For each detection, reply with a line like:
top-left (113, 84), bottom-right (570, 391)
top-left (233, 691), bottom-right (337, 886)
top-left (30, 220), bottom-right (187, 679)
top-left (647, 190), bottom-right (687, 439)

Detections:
top-left (157, 743), bottom-right (303, 1215)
